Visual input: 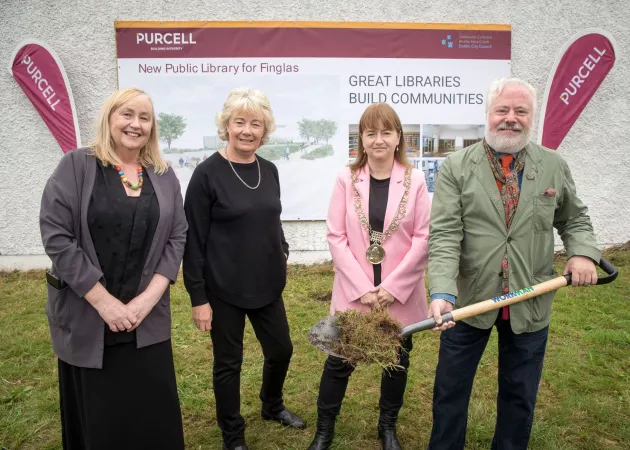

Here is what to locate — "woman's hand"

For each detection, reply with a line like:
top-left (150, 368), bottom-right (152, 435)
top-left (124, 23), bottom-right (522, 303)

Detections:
top-left (126, 296), bottom-right (156, 331)
top-left (192, 303), bottom-right (213, 332)
top-left (375, 286), bottom-right (395, 308)
top-left (96, 297), bottom-right (137, 332)
top-left (84, 282), bottom-right (136, 332)
top-left (126, 274), bottom-right (170, 331)
top-left (360, 291), bottom-right (380, 309)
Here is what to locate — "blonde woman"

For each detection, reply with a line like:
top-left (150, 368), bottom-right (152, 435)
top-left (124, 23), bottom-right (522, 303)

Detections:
top-left (40, 88), bottom-right (187, 449)
top-left (183, 88), bottom-right (305, 450)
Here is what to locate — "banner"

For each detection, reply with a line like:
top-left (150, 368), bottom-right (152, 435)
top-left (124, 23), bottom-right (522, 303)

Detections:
top-left (8, 39), bottom-right (81, 153)
top-left (538, 29), bottom-right (616, 150)
top-left (116, 21), bottom-right (511, 219)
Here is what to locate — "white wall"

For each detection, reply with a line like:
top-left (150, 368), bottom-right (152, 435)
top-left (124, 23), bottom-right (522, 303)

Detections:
top-left (1, 0), bottom-right (629, 269)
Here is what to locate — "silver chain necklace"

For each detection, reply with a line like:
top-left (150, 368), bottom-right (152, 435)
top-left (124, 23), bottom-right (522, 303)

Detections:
top-left (225, 148), bottom-right (261, 190)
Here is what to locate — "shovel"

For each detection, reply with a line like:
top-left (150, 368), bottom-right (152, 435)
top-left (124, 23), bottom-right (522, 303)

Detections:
top-left (307, 258), bottom-right (618, 358)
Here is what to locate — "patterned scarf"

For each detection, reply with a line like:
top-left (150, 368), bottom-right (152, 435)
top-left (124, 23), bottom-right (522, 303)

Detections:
top-left (483, 139), bottom-right (526, 295)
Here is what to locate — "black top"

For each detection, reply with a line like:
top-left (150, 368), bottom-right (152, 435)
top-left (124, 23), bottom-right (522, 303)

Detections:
top-left (183, 152), bottom-right (289, 309)
top-left (369, 175), bottom-right (390, 286)
top-left (88, 161), bottom-right (159, 346)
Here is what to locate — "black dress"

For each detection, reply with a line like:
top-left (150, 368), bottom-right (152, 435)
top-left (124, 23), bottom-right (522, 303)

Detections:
top-left (57, 161), bottom-right (184, 450)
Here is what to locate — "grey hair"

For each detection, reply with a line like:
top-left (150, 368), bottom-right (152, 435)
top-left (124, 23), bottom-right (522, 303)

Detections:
top-left (216, 88), bottom-right (276, 145)
top-left (486, 77), bottom-right (537, 118)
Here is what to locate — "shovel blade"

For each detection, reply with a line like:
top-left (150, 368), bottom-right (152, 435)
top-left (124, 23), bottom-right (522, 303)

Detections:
top-left (306, 315), bottom-right (344, 358)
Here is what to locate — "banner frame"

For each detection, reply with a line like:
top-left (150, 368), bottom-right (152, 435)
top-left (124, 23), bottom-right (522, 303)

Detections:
top-left (115, 20), bottom-right (511, 31)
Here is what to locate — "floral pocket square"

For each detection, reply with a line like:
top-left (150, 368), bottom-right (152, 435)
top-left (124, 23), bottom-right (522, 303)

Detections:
top-left (542, 188), bottom-right (557, 197)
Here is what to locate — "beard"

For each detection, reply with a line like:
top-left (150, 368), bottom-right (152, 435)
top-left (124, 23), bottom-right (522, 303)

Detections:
top-left (485, 122), bottom-right (532, 154)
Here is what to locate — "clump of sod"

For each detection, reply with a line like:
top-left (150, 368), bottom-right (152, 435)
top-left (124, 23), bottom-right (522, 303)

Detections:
top-left (331, 309), bottom-right (404, 367)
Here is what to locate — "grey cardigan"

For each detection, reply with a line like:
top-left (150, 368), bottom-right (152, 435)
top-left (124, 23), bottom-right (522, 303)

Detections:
top-left (40, 148), bottom-right (187, 369)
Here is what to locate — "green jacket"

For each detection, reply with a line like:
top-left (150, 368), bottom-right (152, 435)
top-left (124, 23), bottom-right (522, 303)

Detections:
top-left (428, 141), bottom-right (601, 333)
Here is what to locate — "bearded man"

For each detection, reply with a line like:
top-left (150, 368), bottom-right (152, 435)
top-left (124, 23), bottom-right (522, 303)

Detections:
top-left (426, 77), bottom-right (600, 450)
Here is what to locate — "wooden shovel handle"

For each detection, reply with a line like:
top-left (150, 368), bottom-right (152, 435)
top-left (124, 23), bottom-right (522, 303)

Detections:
top-left (400, 277), bottom-right (565, 337)
top-left (400, 257), bottom-right (618, 337)
top-left (451, 276), bottom-right (567, 322)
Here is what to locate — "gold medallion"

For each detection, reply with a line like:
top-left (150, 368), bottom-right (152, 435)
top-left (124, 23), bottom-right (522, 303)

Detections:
top-left (366, 244), bottom-right (386, 264)
top-left (350, 167), bottom-right (412, 267)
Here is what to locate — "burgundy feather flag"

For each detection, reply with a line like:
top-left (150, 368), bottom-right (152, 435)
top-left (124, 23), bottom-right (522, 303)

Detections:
top-left (9, 39), bottom-right (81, 153)
top-left (538, 30), bottom-right (616, 150)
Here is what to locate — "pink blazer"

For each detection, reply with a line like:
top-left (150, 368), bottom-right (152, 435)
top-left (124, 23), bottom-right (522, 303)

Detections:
top-left (326, 162), bottom-right (431, 326)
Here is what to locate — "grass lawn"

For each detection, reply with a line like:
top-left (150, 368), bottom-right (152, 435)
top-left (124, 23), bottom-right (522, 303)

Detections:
top-left (1, 248), bottom-right (629, 450)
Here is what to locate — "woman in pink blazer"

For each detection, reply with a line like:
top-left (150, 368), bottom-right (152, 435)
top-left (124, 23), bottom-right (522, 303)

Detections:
top-left (308, 104), bottom-right (431, 450)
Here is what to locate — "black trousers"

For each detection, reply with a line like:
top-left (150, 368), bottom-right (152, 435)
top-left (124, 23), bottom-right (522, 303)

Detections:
top-left (428, 319), bottom-right (549, 450)
top-left (316, 337), bottom-right (413, 420)
top-left (209, 296), bottom-right (293, 447)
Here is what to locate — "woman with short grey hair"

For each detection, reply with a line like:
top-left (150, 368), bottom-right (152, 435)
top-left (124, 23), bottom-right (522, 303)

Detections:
top-left (183, 87), bottom-right (306, 450)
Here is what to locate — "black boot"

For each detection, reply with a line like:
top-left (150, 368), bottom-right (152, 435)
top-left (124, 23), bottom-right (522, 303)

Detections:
top-left (307, 412), bottom-right (336, 450)
top-left (222, 444), bottom-right (249, 450)
top-left (378, 413), bottom-right (402, 450)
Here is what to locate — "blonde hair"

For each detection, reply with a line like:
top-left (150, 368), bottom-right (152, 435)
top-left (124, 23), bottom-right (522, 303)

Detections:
top-left (216, 88), bottom-right (276, 145)
top-left (89, 88), bottom-right (168, 174)
top-left (349, 103), bottom-right (411, 171)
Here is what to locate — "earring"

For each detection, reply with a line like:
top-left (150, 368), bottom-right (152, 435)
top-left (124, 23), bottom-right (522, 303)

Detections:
top-left (395, 145), bottom-right (399, 152)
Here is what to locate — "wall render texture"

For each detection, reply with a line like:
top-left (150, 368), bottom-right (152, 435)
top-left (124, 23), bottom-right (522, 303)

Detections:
top-left (1, 0), bottom-right (628, 269)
